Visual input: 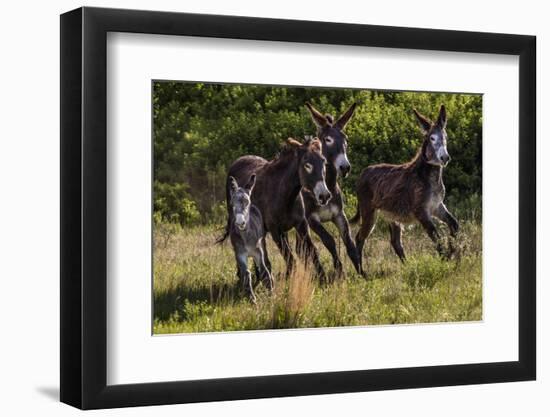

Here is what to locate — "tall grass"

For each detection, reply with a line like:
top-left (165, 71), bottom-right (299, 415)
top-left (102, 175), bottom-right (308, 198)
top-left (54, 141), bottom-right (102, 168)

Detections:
top-left (269, 261), bottom-right (315, 329)
top-left (153, 219), bottom-right (482, 334)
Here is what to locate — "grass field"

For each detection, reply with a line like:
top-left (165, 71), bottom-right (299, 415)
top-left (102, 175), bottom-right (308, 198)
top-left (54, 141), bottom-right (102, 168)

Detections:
top-left (153, 217), bottom-right (482, 334)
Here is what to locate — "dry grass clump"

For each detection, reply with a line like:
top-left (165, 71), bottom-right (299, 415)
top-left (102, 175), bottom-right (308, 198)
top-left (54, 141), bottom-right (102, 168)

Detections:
top-left (269, 261), bottom-right (315, 329)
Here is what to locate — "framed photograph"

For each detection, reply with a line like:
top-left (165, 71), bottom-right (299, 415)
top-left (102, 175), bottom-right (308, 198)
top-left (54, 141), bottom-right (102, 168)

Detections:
top-left (60, 6), bottom-right (536, 409)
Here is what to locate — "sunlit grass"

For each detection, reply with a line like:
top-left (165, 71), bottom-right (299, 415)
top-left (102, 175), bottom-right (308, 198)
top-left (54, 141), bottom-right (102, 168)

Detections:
top-left (153, 220), bottom-right (482, 334)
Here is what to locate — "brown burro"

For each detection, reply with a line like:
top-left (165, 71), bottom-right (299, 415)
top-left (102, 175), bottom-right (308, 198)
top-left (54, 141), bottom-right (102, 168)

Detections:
top-left (220, 137), bottom-right (331, 283)
top-left (350, 105), bottom-right (459, 272)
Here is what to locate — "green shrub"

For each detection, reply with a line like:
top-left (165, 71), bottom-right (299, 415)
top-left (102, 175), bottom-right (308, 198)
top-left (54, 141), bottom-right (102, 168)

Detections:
top-left (446, 192), bottom-right (482, 222)
top-left (154, 181), bottom-right (200, 226)
top-left (153, 82), bottom-right (482, 225)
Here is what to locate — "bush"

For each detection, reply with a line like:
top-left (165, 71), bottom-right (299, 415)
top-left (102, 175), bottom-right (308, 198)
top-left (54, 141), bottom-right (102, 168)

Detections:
top-left (446, 192), bottom-right (482, 223)
top-left (153, 82), bottom-right (482, 225)
top-left (154, 181), bottom-right (200, 226)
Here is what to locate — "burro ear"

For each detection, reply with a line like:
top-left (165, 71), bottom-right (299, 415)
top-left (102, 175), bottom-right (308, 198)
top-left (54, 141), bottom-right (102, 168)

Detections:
top-left (229, 176), bottom-right (239, 196)
top-left (436, 104), bottom-right (447, 128)
top-left (244, 174), bottom-right (256, 193)
top-left (286, 137), bottom-right (303, 148)
top-left (309, 137), bottom-right (323, 153)
top-left (305, 102), bottom-right (329, 129)
top-left (335, 102), bottom-right (357, 130)
top-left (413, 108), bottom-right (432, 134)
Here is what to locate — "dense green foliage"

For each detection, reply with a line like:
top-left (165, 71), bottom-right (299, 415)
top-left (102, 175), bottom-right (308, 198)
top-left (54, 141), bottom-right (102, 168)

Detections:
top-left (153, 82), bottom-right (482, 225)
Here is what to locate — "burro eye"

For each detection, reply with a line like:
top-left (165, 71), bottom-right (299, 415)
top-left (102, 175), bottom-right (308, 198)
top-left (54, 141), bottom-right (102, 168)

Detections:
top-left (325, 136), bottom-right (334, 145)
top-left (430, 135), bottom-right (437, 142)
top-left (304, 162), bottom-right (313, 173)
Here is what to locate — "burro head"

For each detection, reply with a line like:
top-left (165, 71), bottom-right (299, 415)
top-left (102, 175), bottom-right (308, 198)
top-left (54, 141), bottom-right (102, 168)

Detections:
top-left (413, 105), bottom-right (451, 167)
top-left (286, 137), bottom-right (332, 206)
top-left (305, 101), bottom-right (357, 178)
top-left (229, 174), bottom-right (256, 231)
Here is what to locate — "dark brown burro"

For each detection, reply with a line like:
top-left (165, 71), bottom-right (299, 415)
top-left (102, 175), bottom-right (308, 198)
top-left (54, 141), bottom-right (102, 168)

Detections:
top-left (351, 105), bottom-right (459, 272)
top-left (221, 137), bottom-right (331, 283)
top-left (298, 102), bottom-right (362, 277)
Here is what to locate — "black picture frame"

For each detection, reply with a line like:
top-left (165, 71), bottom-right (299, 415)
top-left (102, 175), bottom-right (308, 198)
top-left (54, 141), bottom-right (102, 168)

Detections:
top-left (60, 6), bottom-right (536, 410)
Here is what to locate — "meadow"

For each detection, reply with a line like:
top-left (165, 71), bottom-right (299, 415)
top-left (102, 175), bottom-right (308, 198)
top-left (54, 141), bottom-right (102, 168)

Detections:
top-left (153, 215), bottom-right (482, 334)
top-left (152, 83), bottom-right (483, 334)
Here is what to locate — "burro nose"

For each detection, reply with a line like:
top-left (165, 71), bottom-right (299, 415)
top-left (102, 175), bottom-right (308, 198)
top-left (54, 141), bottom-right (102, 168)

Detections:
top-left (335, 154), bottom-right (351, 178)
top-left (313, 181), bottom-right (331, 205)
top-left (441, 154), bottom-right (451, 165)
top-left (235, 214), bottom-right (246, 228)
top-left (340, 163), bottom-right (351, 177)
top-left (319, 190), bottom-right (332, 206)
